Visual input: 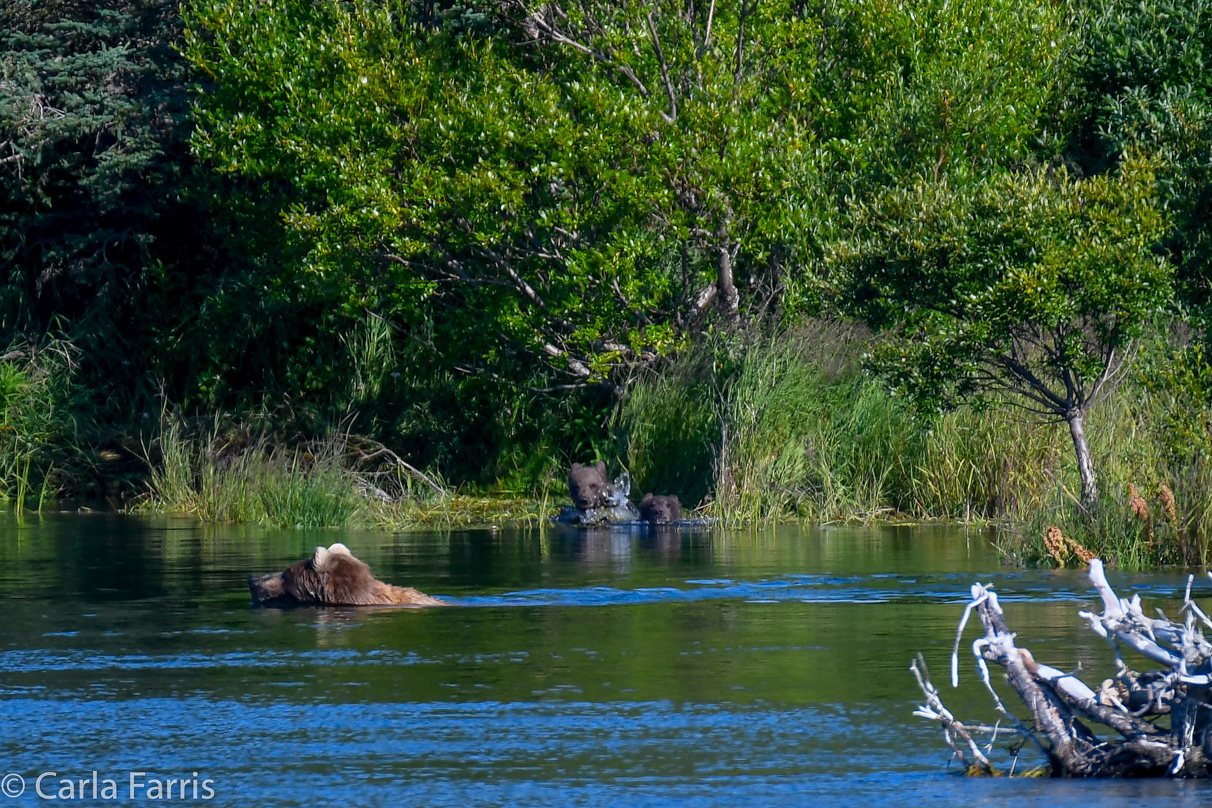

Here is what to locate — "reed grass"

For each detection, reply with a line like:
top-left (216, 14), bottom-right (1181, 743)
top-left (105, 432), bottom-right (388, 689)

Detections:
top-left (617, 327), bottom-right (1063, 525)
top-left (0, 343), bottom-right (73, 514)
top-left (111, 322), bottom-right (1212, 568)
top-left (716, 348), bottom-right (916, 522)
top-left (617, 325), bottom-right (1212, 567)
top-left (143, 415), bottom-right (550, 529)
top-left (147, 418), bottom-right (363, 528)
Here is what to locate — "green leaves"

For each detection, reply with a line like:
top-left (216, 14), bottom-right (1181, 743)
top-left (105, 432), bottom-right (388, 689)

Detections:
top-left (1070, 0), bottom-right (1212, 332)
top-left (183, 0), bottom-right (839, 387)
top-left (833, 155), bottom-right (1171, 417)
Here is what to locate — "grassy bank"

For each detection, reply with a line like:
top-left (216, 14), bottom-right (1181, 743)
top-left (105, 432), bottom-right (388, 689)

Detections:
top-left (0, 342), bottom-right (75, 515)
top-left (5, 329), bottom-right (1212, 568)
top-left (143, 417), bottom-right (553, 529)
top-left (616, 326), bottom-right (1212, 567)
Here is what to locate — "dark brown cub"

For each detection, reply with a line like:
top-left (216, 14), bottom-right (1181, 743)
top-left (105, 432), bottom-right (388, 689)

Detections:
top-left (639, 493), bottom-right (682, 524)
top-left (568, 461), bottom-right (611, 509)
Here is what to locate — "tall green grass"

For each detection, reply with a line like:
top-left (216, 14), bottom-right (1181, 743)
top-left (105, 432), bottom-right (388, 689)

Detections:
top-left (616, 325), bottom-right (1212, 567)
top-left (617, 326), bottom-right (1059, 523)
top-left (717, 347), bottom-right (916, 522)
top-left (1001, 349), bottom-right (1212, 568)
top-left (616, 350), bottom-right (719, 510)
top-left (0, 343), bottom-right (73, 513)
top-left (143, 416), bottom-right (548, 529)
top-left (74, 320), bottom-right (1212, 569)
top-left (147, 418), bottom-right (363, 528)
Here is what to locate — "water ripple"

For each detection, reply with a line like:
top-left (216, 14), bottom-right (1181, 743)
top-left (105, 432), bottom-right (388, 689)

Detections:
top-left (449, 573), bottom-right (1103, 607)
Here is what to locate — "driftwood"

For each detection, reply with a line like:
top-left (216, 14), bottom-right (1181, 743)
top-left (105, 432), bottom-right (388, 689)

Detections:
top-left (914, 559), bottom-right (1212, 777)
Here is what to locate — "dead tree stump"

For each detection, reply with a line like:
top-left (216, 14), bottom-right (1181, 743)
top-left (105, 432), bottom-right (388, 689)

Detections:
top-left (914, 559), bottom-right (1212, 777)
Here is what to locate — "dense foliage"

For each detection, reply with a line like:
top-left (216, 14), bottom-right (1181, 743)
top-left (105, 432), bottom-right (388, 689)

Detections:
top-left (4, 0), bottom-right (1212, 547)
top-left (0, 0), bottom-right (197, 389)
top-left (832, 156), bottom-right (1171, 505)
top-left (183, 0), bottom-right (827, 390)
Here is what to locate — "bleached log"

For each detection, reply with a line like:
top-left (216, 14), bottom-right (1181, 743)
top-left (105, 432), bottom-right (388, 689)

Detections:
top-left (1089, 559), bottom-right (1125, 619)
top-left (910, 653), bottom-right (996, 773)
top-left (916, 559), bottom-right (1212, 778)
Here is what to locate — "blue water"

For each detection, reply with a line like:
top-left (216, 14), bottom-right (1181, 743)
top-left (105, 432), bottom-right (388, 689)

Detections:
top-left (1, 514), bottom-right (1209, 806)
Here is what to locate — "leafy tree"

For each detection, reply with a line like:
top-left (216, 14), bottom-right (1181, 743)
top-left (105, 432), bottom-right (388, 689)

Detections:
top-left (1071, 0), bottom-right (1212, 317)
top-left (0, 0), bottom-right (194, 347)
top-left (0, 0), bottom-right (361, 428)
top-left (184, 0), bottom-right (833, 392)
top-left (832, 156), bottom-right (1170, 508)
top-left (837, 0), bottom-right (1075, 188)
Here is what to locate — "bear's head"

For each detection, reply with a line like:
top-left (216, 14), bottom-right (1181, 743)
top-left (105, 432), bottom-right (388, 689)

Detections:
top-left (248, 543), bottom-right (380, 606)
top-left (568, 461), bottom-right (611, 509)
top-left (639, 493), bottom-right (682, 525)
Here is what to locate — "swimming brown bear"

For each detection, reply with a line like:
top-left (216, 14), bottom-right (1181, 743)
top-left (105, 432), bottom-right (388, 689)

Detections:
top-left (639, 493), bottom-right (682, 524)
top-left (248, 543), bottom-right (446, 607)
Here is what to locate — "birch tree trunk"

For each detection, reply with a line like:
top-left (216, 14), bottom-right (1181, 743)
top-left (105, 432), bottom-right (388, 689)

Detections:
top-left (1066, 408), bottom-right (1098, 510)
top-left (716, 240), bottom-right (739, 319)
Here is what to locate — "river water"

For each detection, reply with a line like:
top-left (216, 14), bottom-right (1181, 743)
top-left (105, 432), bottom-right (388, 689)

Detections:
top-left (1, 513), bottom-right (1211, 806)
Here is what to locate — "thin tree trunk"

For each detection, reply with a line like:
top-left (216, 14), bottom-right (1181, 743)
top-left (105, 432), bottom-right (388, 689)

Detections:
top-left (716, 241), bottom-right (739, 318)
top-left (1066, 408), bottom-right (1098, 510)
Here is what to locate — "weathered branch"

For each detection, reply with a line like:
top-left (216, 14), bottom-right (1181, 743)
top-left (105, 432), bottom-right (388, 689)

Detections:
top-left (698, 0), bottom-right (717, 57)
top-left (474, 245), bottom-right (549, 310)
top-left (996, 353), bottom-right (1069, 412)
top-left (917, 560), bottom-right (1212, 777)
top-left (348, 439), bottom-right (447, 497)
top-left (910, 653), bottom-right (996, 773)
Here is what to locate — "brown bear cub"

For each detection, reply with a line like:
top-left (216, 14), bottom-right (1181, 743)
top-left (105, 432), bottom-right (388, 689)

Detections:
top-left (248, 543), bottom-right (445, 607)
top-left (568, 461), bottom-right (612, 510)
top-left (639, 493), bottom-right (682, 525)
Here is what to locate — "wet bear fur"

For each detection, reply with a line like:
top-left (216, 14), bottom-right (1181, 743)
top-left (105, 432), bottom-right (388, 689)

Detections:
top-left (248, 543), bottom-right (445, 607)
top-left (639, 493), bottom-right (682, 524)
top-left (568, 461), bottom-right (612, 510)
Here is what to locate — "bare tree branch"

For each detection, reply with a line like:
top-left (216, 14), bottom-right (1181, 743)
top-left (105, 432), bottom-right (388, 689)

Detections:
top-left (516, 2), bottom-right (654, 98)
top-left (918, 563), bottom-right (1212, 777)
top-left (645, 10), bottom-right (678, 123)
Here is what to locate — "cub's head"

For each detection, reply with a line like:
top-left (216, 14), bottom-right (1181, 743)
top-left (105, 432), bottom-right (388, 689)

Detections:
top-left (639, 493), bottom-right (682, 525)
top-left (568, 461), bottom-right (611, 510)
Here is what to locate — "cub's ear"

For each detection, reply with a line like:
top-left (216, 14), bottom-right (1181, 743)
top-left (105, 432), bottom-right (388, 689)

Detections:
top-left (327, 543), bottom-right (352, 557)
top-left (640, 493), bottom-right (654, 507)
top-left (594, 461), bottom-right (607, 476)
top-left (571, 462), bottom-right (583, 471)
top-left (312, 545), bottom-right (332, 571)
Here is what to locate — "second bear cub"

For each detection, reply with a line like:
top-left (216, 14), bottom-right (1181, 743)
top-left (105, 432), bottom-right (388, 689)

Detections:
top-left (639, 493), bottom-right (682, 524)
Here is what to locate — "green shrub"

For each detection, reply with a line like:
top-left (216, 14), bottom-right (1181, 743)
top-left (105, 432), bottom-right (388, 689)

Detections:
top-left (147, 419), bottom-right (361, 528)
top-left (0, 343), bottom-right (74, 511)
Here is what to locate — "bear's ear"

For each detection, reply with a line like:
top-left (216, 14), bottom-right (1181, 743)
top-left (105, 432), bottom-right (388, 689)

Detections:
top-left (594, 461), bottom-right (606, 476)
top-left (327, 543), bottom-right (352, 557)
top-left (312, 545), bottom-right (332, 571)
top-left (571, 462), bottom-right (583, 471)
top-left (640, 493), bottom-right (654, 507)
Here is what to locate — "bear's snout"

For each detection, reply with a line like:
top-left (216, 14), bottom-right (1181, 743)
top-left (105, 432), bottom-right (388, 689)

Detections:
top-left (572, 487), bottom-right (603, 509)
top-left (568, 461), bottom-right (612, 510)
